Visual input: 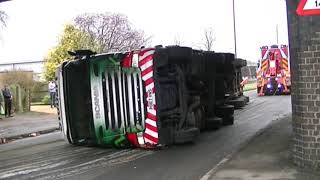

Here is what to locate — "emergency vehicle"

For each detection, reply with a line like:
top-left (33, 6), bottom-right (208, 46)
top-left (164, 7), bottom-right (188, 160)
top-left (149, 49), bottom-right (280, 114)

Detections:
top-left (257, 45), bottom-right (291, 95)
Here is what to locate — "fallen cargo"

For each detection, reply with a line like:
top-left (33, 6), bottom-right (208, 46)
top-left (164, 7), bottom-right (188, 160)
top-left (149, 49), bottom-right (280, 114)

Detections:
top-left (56, 46), bottom-right (248, 149)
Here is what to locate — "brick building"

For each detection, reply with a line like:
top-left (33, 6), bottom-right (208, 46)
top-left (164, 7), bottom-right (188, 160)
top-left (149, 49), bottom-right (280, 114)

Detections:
top-left (286, 0), bottom-right (320, 170)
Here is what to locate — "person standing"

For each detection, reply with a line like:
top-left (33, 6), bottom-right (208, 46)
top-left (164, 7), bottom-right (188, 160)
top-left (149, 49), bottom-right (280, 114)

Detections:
top-left (48, 81), bottom-right (56, 108)
top-left (0, 89), bottom-right (3, 119)
top-left (2, 85), bottom-right (13, 118)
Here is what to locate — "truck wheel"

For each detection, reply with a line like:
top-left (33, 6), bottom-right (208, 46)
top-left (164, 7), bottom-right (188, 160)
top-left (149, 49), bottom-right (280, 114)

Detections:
top-left (154, 49), bottom-right (169, 68)
top-left (216, 105), bottom-right (234, 115)
top-left (216, 105), bottom-right (235, 125)
top-left (226, 97), bottom-right (246, 109)
top-left (166, 46), bottom-right (192, 61)
top-left (173, 128), bottom-right (200, 144)
top-left (223, 116), bottom-right (234, 125)
top-left (244, 96), bottom-right (249, 103)
top-left (233, 59), bottom-right (247, 67)
top-left (206, 117), bottom-right (223, 130)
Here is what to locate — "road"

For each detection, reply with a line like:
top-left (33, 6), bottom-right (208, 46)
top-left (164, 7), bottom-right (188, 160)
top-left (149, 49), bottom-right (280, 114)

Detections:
top-left (0, 91), bottom-right (292, 180)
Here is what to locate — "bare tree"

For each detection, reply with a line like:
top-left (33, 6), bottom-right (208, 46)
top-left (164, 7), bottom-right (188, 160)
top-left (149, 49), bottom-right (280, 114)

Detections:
top-left (174, 35), bottom-right (183, 46)
top-left (202, 27), bottom-right (216, 51)
top-left (74, 12), bottom-right (150, 53)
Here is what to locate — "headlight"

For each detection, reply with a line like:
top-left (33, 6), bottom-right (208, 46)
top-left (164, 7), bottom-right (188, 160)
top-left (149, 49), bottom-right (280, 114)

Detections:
top-left (267, 84), bottom-right (272, 88)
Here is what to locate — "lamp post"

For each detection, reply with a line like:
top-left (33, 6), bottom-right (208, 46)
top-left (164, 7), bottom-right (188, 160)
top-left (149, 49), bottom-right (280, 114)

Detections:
top-left (232, 0), bottom-right (237, 58)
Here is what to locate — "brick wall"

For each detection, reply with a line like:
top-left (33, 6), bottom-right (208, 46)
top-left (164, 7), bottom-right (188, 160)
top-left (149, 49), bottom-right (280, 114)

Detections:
top-left (286, 0), bottom-right (320, 170)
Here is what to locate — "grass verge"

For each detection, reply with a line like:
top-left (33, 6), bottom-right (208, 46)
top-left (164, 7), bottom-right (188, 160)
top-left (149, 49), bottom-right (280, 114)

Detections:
top-left (244, 82), bottom-right (257, 92)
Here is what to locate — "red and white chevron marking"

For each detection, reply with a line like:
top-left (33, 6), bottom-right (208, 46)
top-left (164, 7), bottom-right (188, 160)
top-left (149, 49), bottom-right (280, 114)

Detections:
top-left (138, 48), bottom-right (159, 145)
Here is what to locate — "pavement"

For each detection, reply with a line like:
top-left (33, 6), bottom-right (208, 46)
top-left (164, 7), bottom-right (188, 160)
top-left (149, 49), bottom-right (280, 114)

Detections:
top-left (0, 106), bottom-right (59, 144)
top-left (208, 115), bottom-right (320, 180)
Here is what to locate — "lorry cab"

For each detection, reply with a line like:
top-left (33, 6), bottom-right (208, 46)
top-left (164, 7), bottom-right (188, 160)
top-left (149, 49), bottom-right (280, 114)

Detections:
top-left (57, 49), bottom-right (161, 148)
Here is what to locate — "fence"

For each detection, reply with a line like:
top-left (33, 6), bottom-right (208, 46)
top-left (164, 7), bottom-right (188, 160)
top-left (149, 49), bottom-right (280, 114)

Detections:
top-left (31, 82), bottom-right (49, 104)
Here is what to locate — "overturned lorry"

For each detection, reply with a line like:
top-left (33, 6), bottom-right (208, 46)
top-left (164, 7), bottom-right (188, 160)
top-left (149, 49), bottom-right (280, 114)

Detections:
top-left (56, 46), bottom-right (248, 149)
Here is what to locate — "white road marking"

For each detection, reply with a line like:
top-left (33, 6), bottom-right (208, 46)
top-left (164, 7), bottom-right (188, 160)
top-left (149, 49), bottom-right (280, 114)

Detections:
top-left (199, 157), bottom-right (230, 180)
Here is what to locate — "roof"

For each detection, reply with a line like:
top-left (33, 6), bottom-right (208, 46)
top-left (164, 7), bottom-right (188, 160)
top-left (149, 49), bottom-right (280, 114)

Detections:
top-left (0, 60), bottom-right (44, 66)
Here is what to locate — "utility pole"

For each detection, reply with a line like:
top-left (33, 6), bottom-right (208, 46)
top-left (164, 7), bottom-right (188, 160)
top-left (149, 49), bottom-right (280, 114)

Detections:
top-left (232, 0), bottom-right (237, 58)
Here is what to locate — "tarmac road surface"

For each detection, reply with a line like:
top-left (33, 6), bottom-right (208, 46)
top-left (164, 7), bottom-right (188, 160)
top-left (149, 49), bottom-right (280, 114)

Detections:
top-left (0, 91), bottom-right (291, 180)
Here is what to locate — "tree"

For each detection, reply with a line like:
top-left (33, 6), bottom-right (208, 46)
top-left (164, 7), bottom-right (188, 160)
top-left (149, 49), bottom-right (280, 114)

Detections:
top-left (74, 12), bottom-right (150, 53)
top-left (44, 24), bottom-right (98, 81)
top-left (0, 70), bottom-right (34, 112)
top-left (0, 70), bottom-right (34, 89)
top-left (44, 12), bottom-right (150, 81)
top-left (174, 35), bottom-right (183, 46)
top-left (202, 28), bottom-right (215, 51)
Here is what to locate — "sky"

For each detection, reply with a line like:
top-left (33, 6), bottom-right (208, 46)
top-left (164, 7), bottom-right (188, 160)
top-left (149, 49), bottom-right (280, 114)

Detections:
top-left (0, 0), bottom-right (288, 63)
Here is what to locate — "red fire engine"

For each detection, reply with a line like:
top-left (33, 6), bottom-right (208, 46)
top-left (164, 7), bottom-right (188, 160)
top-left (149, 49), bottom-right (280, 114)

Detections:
top-left (256, 45), bottom-right (291, 96)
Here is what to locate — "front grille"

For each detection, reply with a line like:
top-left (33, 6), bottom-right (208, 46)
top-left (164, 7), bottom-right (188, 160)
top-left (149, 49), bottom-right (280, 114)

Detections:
top-left (102, 67), bottom-right (145, 130)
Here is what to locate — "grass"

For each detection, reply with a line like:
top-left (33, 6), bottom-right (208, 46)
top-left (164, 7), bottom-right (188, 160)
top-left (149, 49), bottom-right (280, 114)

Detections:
top-left (243, 82), bottom-right (257, 92)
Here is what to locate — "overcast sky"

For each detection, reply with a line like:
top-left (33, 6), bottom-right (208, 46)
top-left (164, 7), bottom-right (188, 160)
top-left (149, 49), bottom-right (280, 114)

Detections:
top-left (0, 0), bottom-right (288, 63)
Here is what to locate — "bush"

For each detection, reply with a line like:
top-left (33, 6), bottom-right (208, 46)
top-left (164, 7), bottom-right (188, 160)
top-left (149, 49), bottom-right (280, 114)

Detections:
top-left (31, 81), bottom-right (48, 103)
top-left (41, 95), bottom-right (50, 105)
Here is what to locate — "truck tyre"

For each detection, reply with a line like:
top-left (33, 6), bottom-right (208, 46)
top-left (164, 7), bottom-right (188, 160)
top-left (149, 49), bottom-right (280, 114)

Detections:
top-left (226, 98), bottom-right (246, 109)
top-left (216, 105), bottom-right (235, 125)
top-left (223, 116), bottom-right (234, 125)
top-left (244, 96), bottom-right (250, 103)
top-left (233, 59), bottom-right (247, 67)
top-left (224, 53), bottom-right (235, 62)
top-left (173, 128), bottom-right (200, 144)
top-left (166, 46), bottom-right (192, 61)
top-left (206, 117), bottom-right (223, 130)
top-left (154, 49), bottom-right (169, 68)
